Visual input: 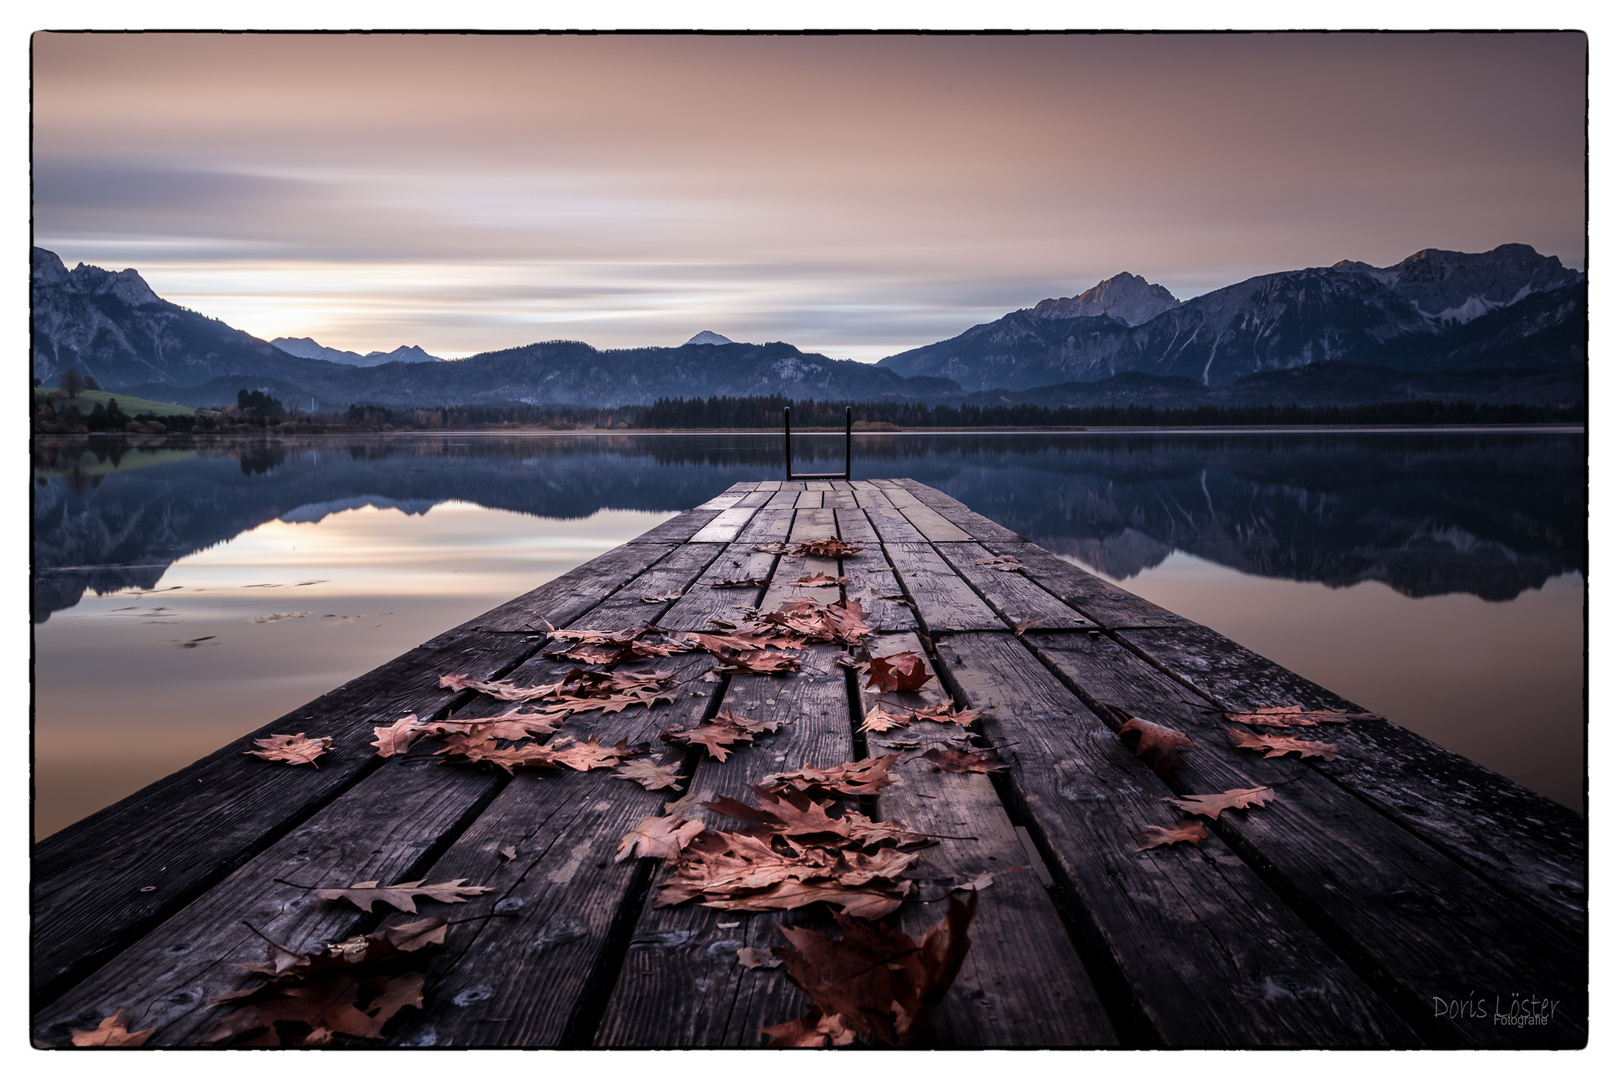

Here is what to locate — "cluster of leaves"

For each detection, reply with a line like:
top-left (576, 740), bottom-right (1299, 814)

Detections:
top-left (204, 918), bottom-right (448, 1046)
top-left (761, 893), bottom-right (978, 1047)
top-left (682, 597), bottom-right (875, 675)
top-left (972, 555), bottom-right (1024, 572)
top-left (662, 709), bottom-right (787, 762)
top-left (439, 667), bottom-right (679, 719)
top-left (1224, 705), bottom-right (1381, 727)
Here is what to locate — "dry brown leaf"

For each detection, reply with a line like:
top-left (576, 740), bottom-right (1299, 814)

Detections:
top-left (247, 733), bottom-right (332, 767)
top-left (702, 785), bottom-right (926, 848)
top-left (70, 1009), bottom-right (155, 1047)
top-left (1164, 786), bottom-right (1276, 820)
top-left (792, 537), bottom-right (864, 558)
top-left (794, 573), bottom-right (851, 587)
top-left (497, 846), bottom-right (517, 863)
top-left (760, 1009), bottom-right (855, 1047)
top-left (751, 542), bottom-right (792, 555)
top-left (370, 715), bottom-right (423, 758)
top-left (548, 735), bottom-right (637, 771)
top-left (763, 754), bottom-right (900, 797)
top-left (1224, 705), bottom-right (1380, 726)
top-left (866, 650), bottom-right (933, 693)
top-left (616, 815), bottom-right (706, 862)
top-left (736, 946), bottom-right (783, 970)
top-left (611, 758), bottom-right (687, 791)
top-left (1135, 820), bottom-right (1208, 851)
top-left (438, 672), bottom-right (565, 702)
top-left (710, 576), bottom-right (771, 589)
top-left (316, 878), bottom-right (492, 913)
top-left (764, 891), bottom-right (977, 1047)
top-left (972, 555), bottom-right (1023, 572)
top-left (712, 648), bottom-right (802, 675)
top-left (907, 702), bottom-right (980, 727)
top-left (640, 590), bottom-right (685, 603)
top-left (1012, 616), bottom-right (1046, 638)
top-left (858, 703), bottom-right (912, 733)
top-left (1227, 727), bottom-right (1339, 761)
top-left (1117, 716), bottom-right (1195, 777)
top-left (920, 746), bottom-right (1007, 774)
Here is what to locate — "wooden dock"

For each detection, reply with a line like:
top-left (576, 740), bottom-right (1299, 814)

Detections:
top-left (33, 479), bottom-right (1586, 1049)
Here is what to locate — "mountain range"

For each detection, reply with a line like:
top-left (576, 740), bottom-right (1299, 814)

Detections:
top-left (30, 243), bottom-right (1585, 411)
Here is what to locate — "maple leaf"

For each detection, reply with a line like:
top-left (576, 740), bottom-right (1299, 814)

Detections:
top-left (795, 573), bottom-right (851, 587)
top-left (1117, 716), bottom-right (1195, 777)
top-left (661, 719), bottom-right (756, 762)
top-left (247, 733), bottom-right (332, 767)
top-left (612, 758), bottom-right (687, 790)
top-left (765, 891), bottom-right (977, 1047)
top-left (370, 715), bottom-right (424, 758)
top-left (972, 555), bottom-right (1023, 572)
top-left (548, 735), bottom-right (637, 771)
top-left (704, 785), bottom-right (926, 848)
top-left (793, 537), bottom-right (864, 558)
top-left (616, 815), bottom-right (707, 862)
top-left (1164, 786), bottom-right (1275, 820)
top-left (452, 707), bottom-right (564, 742)
top-left (1226, 727), bottom-right (1339, 761)
top-left (1224, 705), bottom-right (1380, 727)
top-left (858, 703), bottom-right (912, 733)
top-left (316, 878), bottom-right (493, 913)
top-left (70, 1009), bottom-right (156, 1047)
top-left (764, 754), bottom-right (900, 797)
top-left (1135, 820), bottom-right (1208, 851)
top-left (866, 651), bottom-right (933, 693)
top-left (920, 746), bottom-right (1007, 774)
top-left (908, 702), bottom-right (980, 727)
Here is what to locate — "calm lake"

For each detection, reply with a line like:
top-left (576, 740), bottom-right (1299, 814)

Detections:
top-left (31, 429), bottom-right (1585, 838)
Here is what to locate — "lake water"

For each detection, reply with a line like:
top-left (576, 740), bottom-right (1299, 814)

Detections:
top-left (31, 430), bottom-right (1585, 838)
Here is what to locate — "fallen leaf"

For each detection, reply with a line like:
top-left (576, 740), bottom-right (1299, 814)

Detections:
top-left (972, 556), bottom-right (1023, 572)
top-left (702, 785), bottom-right (927, 848)
top-left (736, 946), bottom-right (783, 970)
top-left (866, 651), bottom-right (933, 693)
top-left (548, 734), bottom-right (637, 771)
top-left (764, 754), bottom-right (900, 797)
top-left (315, 878), bottom-right (493, 914)
top-left (712, 648), bottom-right (801, 675)
top-left (957, 871), bottom-right (994, 892)
top-left (765, 891), bottom-right (977, 1047)
top-left (497, 846), bottom-right (517, 863)
top-left (616, 815), bottom-right (706, 862)
top-left (1164, 786), bottom-right (1275, 820)
top-left (71, 1009), bottom-right (155, 1047)
top-left (1135, 820), bottom-right (1208, 851)
top-left (1226, 727), bottom-right (1339, 761)
top-left (612, 758), bottom-right (687, 791)
top-left (370, 715), bottom-right (424, 758)
top-left (751, 542), bottom-right (792, 555)
top-left (1012, 616), bottom-right (1046, 638)
top-left (1224, 705), bottom-right (1381, 726)
top-left (907, 702), bottom-right (980, 727)
top-left (857, 703), bottom-right (912, 733)
top-left (640, 590), bottom-right (685, 603)
top-left (921, 746), bottom-right (1007, 774)
top-left (247, 733), bottom-right (332, 767)
top-left (1117, 716), bottom-right (1195, 777)
top-left (793, 537), bottom-right (864, 558)
top-left (710, 576), bottom-right (771, 588)
top-left (794, 573), bottom-right (851, 587)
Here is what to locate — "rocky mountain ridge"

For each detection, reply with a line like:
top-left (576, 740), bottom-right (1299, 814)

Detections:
top-left (271, 337), bottom-right (445, 366)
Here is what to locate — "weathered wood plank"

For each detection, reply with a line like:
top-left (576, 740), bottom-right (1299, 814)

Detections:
top-left (859, 634), bottom-right (1119, 1047)
top-left (842, 564), bottom-right (918, 633)
top-left (788, 507), bottom-right (837, 542)
top-left (376, 648), bottom-right (723, 1047)
top-left (735, 488), bottom-right (774, 508)
top-left (593, 645), bottom-right (853, 1046)
top-left (864, 504), bottom-right (927, 544)
top-left (831, 506), bottom-right (879, 547)
top-left (629, 508), bottom-right (725, 544)
top-left (934, 541), bottom-right (1094, 630)
top-left (757, 555), bottom-right (840, 613)
top-left (882, 543), bottom-right (1003, 634)
top-left (734, 507), bottom-right (793, 545)
top-left (794, 490), bottom-right (824, 508)
top-left (823, 490), bottom-right (858, 509)
top-left (31, 625), bottom-right (545, 1007)
top-left (1024, 630), bottom-right (1586, 1047)
top-left (754, 480), bottom-right (782, 492)
top-left (34, 742), bottom-right (508, 1046)
top-left (929, 632), bottom-right (1419, 1047)
top-left (466, 543), bottom-right (675, 632)
top-left (896, 502), bottom-right (972, 542)
top-left (1115, 623), bottom-right (1587, 936)
top-left (806, 480), bottom-right (833, 491)
top-left (560, 544), bottom-right (724, 632)
top-left (695, 484), bottom-right (752, 510)
top-left (893, 479), bottom-right (1024, 542)
top-left (657, 542), bottom-right (778, 633)
top-left (689, 503), bottom-right (762, 544)
top-left (986, 541), bottom-right (1189, 629)
top-left (849, 481), bottom-right (893, 508)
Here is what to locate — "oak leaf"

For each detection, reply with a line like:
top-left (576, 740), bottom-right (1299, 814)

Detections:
top-left (907, 702), bottom-right (980, 727)
top-left (866, 650), bottom-right (933, 693)
top-left (793, 537), bottom-right (863, 558)
top-left (763, 754), bottom-right (900, 797)
top-left (548, 735), bottom-right (637, 771)
top-left (920, 746), bottom-right (1007, 774)
top-left (371, 715), bottom-right (424, 758)
top-left (70, 1009), bottom-right (155, 1047)
top-left (1135, 820), bottom-right (1208, 851)
top-left (710, 576), bottom-right (771, 588)
top-left (247, 733), bottom-right (332, 767)
top-left (1117, 716), bottom-right (1195, 777)
top-left (972, 555), bottom-right (1023, 572)
top-left (1164, 786), bottom-right (1275, 820)
top-left (1227, 727), bottom-right (1339, 760)
top-left (764, 891), bottom-right (977, 1047)
top-left (795, 573), bottom-right (851, 587)
top-left (316, 878), bottom-right (492, 913)
top-left (438, 672), bottom-right (564, 702)
top-left (858, 703), bottom-right (912, 733)
top-left (612, 758), bottom-right (687, 790)
top-left (1224, 705), bottom-right (1381, 726)
top-left (616, 815), bottom-right (706, 862)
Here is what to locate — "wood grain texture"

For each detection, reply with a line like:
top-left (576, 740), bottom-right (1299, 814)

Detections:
top-left (986, 541), bottom-right (1190, 628)
top-left (464, 543), bottom-right (674, 632)
top-left (896, 502), bottom-right (972, 542)
top-left (894, 479), bottom-right (1024, 541)
top-left (592, 645), bottom-right (853, 1047)
top-left (882, 543), bottom-right (1003, 633)
top-left (734, 507), bottom-right (793, 544)
top-left (831, 506), bottom-right (879, 547)
top-left (930, 632), bottom-right (1418, 1047)
top-left (1116, 623), bottom-right (1587, 939)
top-left (657, 542), bottom-right (779, 633)
top-left (860, 634), bottom-right (1118, 1047)
top-left (1024, 630), bottom-right (1586, 1047)
top-left (794, 490), bottom-right (823, 508)
top-left (629, 508), bottom-right (725, 544)
top-left (865, 504), bottom-right (927, 543)
top-left (689, 504), bottom-right (762, 543)
top-left (31, 625), bottom-right (542, 1007)
top-left (849, 481), bottom-right (893, 508)
top-left (934, 541), bottom-right (1094, 630)
top-left (788, 507), bottom-right (836, 542)
top-left (560, 544), bottom-right (723, 632)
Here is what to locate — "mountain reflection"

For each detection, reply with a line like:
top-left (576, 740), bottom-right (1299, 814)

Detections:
top-left (32, 431), bottom-right (1584, 621)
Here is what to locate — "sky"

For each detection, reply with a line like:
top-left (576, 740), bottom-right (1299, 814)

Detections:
top-left (32, 31), bottom-right (1587, 362)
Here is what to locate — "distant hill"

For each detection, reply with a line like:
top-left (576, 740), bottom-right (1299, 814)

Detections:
top-left (271, 337), bottom-right (445, 366)
top-left (880, 245), bottom-right (1584, 392)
